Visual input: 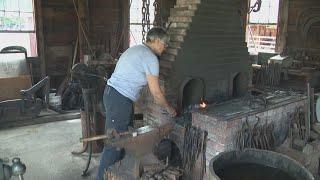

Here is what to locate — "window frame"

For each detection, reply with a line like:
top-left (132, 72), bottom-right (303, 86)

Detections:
top-left (0, 0), bottom-right (35, 33)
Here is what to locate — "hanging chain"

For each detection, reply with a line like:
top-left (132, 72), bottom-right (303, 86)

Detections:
top-left (146, 0), bottom-right (151, 31)
top-left (142, 0), bottom-right (150, 42)
top-left (142, 0), bottom-right (146, 42)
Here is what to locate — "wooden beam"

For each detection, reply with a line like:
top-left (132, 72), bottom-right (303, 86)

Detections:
top-left (122, 0), bottom-right (130, 50)
top-left (276, 0), bottom-right (289, 53)
top-left (77, 0), bottom-right (85, 63)
top-left (34, 0), bottom-right (46, 78)
top-left (34, 0), bottom-right (49, 99)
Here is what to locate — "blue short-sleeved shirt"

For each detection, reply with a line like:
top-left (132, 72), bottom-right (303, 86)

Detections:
top-left (107, 44), bottom-right (159, 101)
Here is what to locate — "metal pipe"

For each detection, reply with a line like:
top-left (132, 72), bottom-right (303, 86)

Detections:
top-left (306, 83), bottom-right (311, 142)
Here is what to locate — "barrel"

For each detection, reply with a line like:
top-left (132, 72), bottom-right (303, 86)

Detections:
top-left (209, 149), bottom-right (314, 180)
top-left (49, 94), bottom-right (62, 110)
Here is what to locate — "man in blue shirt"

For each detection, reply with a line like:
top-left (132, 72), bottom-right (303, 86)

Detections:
top-left (97, 27), bottom-right (177, 179)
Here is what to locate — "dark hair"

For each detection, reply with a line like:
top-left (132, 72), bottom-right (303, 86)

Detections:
top-left (146, 27), bottom-right (170, 44)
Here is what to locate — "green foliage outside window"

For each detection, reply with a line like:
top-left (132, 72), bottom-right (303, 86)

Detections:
top-left (0, 0), bottom-right (34, 31)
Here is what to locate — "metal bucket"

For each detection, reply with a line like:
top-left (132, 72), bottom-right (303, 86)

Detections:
top-left (49, 94), bottom-right (62, 110)
top-left (209, 149), bottom-right (314, 180)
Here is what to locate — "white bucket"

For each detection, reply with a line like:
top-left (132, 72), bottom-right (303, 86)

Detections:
top-left (49, 95), bottom-right (62, 110)
top-left (49, 93), bottom-right (56, 99)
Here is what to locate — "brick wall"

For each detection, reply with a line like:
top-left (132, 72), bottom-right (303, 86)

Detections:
top-left (140, 0), bottom-right (250, 128)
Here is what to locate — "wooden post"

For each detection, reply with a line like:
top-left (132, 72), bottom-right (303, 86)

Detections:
top-left (77, 0), bottom-right (85, 63)
top-left (122, 0), bottom-right (130, 50)
top-left (34, 0), bottom-right (49, 100)
top-left (275, 0), bottom-right (289, 53)
top-left (34, 0), bottom-right (46, 78)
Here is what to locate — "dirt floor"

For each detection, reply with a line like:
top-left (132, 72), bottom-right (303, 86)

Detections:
top-left (0, 119), bottom-right (100, 180)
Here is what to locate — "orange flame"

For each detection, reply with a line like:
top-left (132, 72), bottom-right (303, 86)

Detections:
top-left (200, 101), bottom-right (207, 108)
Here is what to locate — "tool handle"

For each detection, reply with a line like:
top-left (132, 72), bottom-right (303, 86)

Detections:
top-left (80, 131), bottom-right (132, 142)
top-left (80, 135), bottom-right (107, 142)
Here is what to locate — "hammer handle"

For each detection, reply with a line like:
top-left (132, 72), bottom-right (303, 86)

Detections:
top-left (80, 135), bottom-right (107, 142)
top-left (80, 131), bottom-right (131, 142)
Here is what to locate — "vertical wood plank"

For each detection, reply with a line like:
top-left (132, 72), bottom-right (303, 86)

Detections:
top-left (276, 0), bottom-right (289, 53)
top-left (34, 0), bottom-right (46, 78)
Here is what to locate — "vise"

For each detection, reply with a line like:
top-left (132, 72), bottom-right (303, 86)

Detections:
top-left (0, 47), bottom-right (50, 124)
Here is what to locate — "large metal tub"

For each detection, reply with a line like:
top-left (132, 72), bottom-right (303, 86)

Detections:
top-left (209, 149), bottom-right (314, 180)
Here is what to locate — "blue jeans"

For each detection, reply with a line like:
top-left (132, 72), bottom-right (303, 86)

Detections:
top-left (96, 85), bottom-right (133, 180)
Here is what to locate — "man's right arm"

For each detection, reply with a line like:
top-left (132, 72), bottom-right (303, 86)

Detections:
top-left (147, 75), bottom-right (177, 117)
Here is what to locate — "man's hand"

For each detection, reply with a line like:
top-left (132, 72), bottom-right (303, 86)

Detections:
top-left (147, 75), bottom-right (177, 117)
top-left (166, 105), bottom-right (177, 117)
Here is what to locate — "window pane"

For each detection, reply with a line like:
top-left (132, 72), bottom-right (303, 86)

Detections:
top-left (4, 12), bottom-right (20, 30)
top-left (0, 0), bottom-right (5, 11)
top-left (20, 12), bottom-right (34, 30)
top-left (5, 0), bottom-right (19, 11)
top-left (130, 25), bottom-right (142, 46)
top-left (0, 11), bottom-right (4, 29)
top-left (19, 0), bottom-right (33, 12)
top-left (130, 1), bottom-right (142, 24)
top-left (249, 0), bottom-right (279, 24)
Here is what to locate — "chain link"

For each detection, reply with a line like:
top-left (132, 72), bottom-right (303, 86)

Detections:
top-left (142, 0), bottom-right (150, 42)
top-left (146, 0), bottom-right (151, 31)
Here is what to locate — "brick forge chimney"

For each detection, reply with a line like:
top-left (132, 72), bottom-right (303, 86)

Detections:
top-left (138, 0), bottom-right (250, 126)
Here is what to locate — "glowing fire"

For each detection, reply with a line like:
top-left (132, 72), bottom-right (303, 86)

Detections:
top-left (200, 101), bottom-right (207, 108)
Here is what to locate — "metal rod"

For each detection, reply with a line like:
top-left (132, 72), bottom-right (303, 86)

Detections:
top-left (306, 83), bottom-right (311, 142)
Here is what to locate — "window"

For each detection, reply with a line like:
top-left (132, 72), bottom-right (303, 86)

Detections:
top-left (249, 0), bottom-right (279, 24)
top-left (129, 1), bottom-right (155, 47)
top-left (247, 0), bottom-right (279, 54)
top-left (0, 0), bottom-right (37, 56)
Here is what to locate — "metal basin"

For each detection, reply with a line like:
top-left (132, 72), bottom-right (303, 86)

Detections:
top-left (209, 149), bottom-right (314, 180)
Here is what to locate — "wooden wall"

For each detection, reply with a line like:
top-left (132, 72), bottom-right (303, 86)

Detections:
top-left (36, 0), bottom-right (248, 88)
top-left (37, 0), bottom-right (129, 88)
top-left (39, 0), bottom-right (76, 88)
top-left (88, 0), bottom-right (129, 59)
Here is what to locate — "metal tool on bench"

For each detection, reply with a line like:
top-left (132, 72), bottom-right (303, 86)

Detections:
top-left (0, 46), bottom-right (50, 122)
top-left (0, 76), bottom-right (49, 117)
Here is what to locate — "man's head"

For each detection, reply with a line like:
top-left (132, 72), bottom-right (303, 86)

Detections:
top-left (146, 27), bottom-right (169, 56)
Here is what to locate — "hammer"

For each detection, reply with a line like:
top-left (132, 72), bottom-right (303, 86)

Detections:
top-left (80, 129), bottom-right (134, 143)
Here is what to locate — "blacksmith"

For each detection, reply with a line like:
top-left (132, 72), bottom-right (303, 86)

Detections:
top-left (97, 27), bottom-right (177, 180)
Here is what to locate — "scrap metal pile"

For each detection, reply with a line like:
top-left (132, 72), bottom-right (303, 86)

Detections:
top-left (253, 63), bottom-right (282, 87)
top-left (140, 165), bottom-right (183, 180)
top-left (235, 117), bottom-right (275, 150)
top-left (290, 107), bottom-right (309, 143)
top-left (182, 126), bottom-right (207, 179)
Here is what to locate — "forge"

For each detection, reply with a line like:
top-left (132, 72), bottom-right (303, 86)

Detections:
top-left (192, 91), bottom-right (306, 166)
top-left (135, 0), bottom-right (309, 177)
